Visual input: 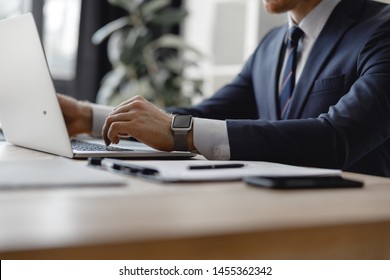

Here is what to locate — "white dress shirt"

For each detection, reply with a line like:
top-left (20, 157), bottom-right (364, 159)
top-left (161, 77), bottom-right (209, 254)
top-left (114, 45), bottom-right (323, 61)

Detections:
top-left (285, 0), bottom-right (342, 84)
top-left (90, 0), bottom-right (341, 159)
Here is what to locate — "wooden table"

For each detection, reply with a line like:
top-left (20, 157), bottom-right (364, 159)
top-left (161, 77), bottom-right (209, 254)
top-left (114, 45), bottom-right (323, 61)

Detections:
top-left (0, 141), bottom-right (389, 259)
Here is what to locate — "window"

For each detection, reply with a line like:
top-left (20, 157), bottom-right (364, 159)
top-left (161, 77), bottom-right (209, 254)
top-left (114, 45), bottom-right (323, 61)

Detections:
top-left (0, 0), bottom-right (31, 18)
top-left (183, 0), bottom-right (285, 97)
top-left (0, 0), bottom-right (81, 94)
top-left (43, 0), bottom-right (81, 81)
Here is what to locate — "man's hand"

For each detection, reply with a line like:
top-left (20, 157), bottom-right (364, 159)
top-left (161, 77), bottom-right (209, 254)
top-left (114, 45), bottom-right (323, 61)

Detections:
top-left (57, 94), bottom-right (92, 136)
top-left (102, 95), bottom-right (175, 151)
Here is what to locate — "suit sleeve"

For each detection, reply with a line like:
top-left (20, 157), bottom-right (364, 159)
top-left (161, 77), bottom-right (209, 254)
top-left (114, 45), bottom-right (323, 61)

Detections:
top-left (228, 17), bottom-right (390, 172)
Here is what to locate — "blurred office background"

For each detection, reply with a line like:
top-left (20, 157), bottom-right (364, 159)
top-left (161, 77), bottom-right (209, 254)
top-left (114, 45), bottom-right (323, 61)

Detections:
top-left (0, 0), bottom-right (389, 104)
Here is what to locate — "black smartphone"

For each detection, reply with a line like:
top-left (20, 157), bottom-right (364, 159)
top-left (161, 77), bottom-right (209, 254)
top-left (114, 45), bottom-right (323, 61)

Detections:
top-left (244, 175), bottom-right (363, 189)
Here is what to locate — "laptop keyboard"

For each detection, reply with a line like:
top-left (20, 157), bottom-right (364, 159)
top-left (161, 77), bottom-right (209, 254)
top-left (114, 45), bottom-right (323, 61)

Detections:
top-left (71, 140), bottom-right (133, 152)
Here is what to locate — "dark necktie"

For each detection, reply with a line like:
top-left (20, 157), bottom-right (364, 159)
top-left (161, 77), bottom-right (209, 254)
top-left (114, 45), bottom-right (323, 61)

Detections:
top-left (279, 26), bottom-right (304, 119)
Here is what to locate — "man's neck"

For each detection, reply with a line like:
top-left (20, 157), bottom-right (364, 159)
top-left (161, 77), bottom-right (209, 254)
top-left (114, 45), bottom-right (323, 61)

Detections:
top-left (289, 0), bottom-right (322, 24)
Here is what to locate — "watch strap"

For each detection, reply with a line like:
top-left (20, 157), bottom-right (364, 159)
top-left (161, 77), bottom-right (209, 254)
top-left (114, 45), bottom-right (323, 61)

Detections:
top-left (171, 115), bottom-right (193, 151)
top-left (174, 130), bottom-right (188, 151)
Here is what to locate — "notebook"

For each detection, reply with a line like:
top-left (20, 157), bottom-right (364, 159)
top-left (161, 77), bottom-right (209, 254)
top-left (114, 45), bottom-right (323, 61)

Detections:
top-left (0, 14), bottom-right (194, 159)
top-left (0, 158), bottom-right (126, 189)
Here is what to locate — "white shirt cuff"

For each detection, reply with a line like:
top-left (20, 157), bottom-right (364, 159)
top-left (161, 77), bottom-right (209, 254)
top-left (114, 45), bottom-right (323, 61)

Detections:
top-left (91, 104), bottom-right (113, 136)
top-left (193, 118), bottom-right (231, 160)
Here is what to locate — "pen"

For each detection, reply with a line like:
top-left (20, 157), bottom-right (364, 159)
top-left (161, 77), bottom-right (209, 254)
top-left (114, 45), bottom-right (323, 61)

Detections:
top-left (188, 163), bottom-right (245, 170)
top-left (100, 159), bottom-right (159, 176)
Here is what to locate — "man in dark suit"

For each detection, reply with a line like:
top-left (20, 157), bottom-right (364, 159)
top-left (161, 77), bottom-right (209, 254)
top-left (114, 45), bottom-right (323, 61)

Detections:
top-left (59, 0), bottom-right (390, 176)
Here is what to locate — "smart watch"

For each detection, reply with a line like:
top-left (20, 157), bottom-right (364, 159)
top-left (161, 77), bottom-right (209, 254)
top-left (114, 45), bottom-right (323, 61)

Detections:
top-left (171, 115), bottom-right (193, 151)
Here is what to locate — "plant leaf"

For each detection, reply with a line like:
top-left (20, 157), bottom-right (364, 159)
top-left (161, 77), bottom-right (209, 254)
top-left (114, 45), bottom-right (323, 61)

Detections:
top-left (96, 66), bottom-right (127, 104)
top-left (149, 34), bottom-right (203, 56)
top-left (107, 30), bottom-right (125, 65)
top-left (120, 27), bottom-right (150, 66)
top-left (92, 17), bottom-right (130, 45)
top-left (149, 9), bottom-right (188, 26)
top-left (160, 57), bottom-right (183, 74)
top-left (108, 0), bottom-right (142, 12)
top-left (141, 0), bottom-right (170, 16)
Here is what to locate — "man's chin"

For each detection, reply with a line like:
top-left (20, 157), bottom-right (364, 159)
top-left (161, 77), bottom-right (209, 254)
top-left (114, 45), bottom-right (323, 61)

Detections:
top-left (262, 0), bottom-right (291, 14)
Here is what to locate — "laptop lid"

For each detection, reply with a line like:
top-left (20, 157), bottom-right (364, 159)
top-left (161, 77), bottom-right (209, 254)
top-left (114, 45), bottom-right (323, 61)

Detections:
top-left (0, 14), bottom-right (194, 159)
top-left (0, 13), bottom-right (74, 157)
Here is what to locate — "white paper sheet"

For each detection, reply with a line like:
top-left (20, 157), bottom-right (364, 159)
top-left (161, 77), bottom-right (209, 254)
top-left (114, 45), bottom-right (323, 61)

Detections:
top-left (102, 159), bottom-right (341, 182)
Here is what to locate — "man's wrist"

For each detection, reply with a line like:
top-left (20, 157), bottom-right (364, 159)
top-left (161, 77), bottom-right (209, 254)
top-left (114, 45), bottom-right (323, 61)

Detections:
top-left (171, 115), bottom-right (194, 151)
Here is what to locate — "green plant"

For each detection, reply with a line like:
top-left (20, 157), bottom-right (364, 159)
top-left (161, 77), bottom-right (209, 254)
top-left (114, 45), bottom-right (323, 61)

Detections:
top-left (92, 0), bottom-right (203, 107)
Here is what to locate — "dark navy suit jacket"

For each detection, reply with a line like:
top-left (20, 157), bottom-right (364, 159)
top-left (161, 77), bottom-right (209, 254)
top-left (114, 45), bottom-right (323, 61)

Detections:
top-left (171, 0), bottom-right (390, 177)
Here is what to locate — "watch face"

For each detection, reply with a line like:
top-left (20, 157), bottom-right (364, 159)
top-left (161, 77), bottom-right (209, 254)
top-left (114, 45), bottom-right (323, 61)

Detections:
top-left (173, 115), bottom-right (192, 128)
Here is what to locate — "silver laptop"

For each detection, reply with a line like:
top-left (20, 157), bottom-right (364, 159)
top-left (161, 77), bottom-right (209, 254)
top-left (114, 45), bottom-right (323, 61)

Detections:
top-left (0, 14), bottom-right (194, 159)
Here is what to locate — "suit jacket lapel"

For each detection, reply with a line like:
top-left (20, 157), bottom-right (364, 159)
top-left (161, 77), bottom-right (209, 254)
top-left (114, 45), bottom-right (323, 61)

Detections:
top-left (284, 0), bottom-right (363, 119)
top-left (262, 25), bottom-right (287, 120)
